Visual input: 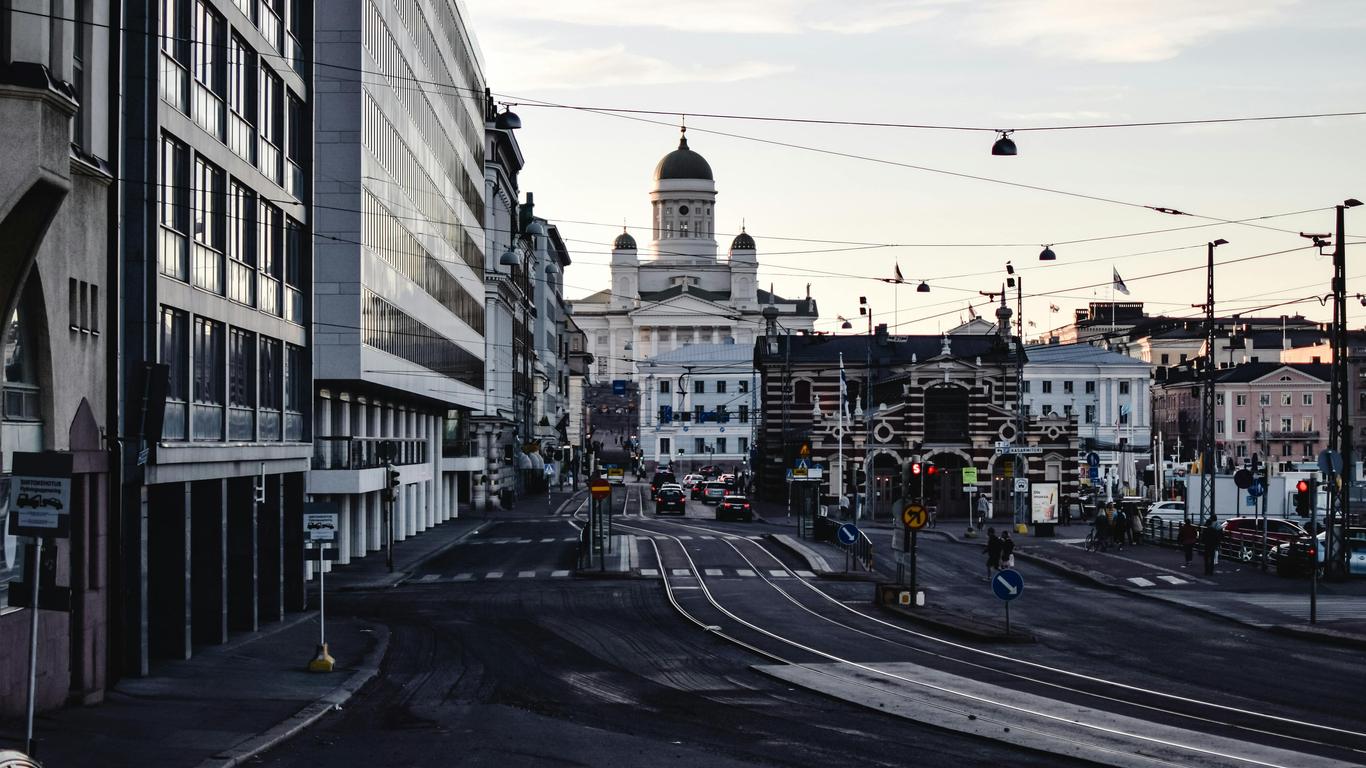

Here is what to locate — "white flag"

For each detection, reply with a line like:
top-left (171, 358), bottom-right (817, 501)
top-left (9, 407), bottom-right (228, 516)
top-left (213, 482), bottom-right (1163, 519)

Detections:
top-left (1112, 267), bottom-right (1130, 296)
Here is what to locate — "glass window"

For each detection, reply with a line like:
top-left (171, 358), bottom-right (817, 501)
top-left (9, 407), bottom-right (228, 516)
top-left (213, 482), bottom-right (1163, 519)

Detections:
top-left (160, 136), bottom-right (189, 280)
top-left (739, 437), bottom-right (748, 454)
top-left (693, 437), bottom-right (704, 454)
top-left (716, 380), bottom-right (727, 394)
top-left (1216, 420), bottom-right (1224, 434)
top-left (226, 34), bottom-right (256, 161)
top-left (3, 303), bottom-right (41, 421)
top-left (1281, 393), bottom-right (1292, 406)
top-left (192, 157), bottom-right (224, 293)
top-left (258, 67), bottom-right (282, 180)
top-left (1119, 381), bottom-right (1130, 395)
top-left (1236, 419), bottom-right (1247, 433)
top-left (284, 343), bottom-right (305, 440)
top-left (160, 307), bottom-right (188, 440)
top-left (1085, 381), bottom-right (1096, 394)
top-left (716, 437), bottom-right (726, 454)
top-left (1062, 380), bottom-right (1073, 394)
top-left (258, 201), bottom-right (282, 315)
top-left (1084, 405), bottom-right (1096, 424)
top-left (1303, 393), bottom-right (1313, 406)
top-left (1281, 417), bottom-right (1292, 432)
top-left (1259, 394), bottom-right (1270, 406)
top-left (1160, 353), bottom-right (1169, 365)
top-left (284, 217), bottom-right (303, 322)
top-left (1021, 381), bottom-right (1030, 393)
top-left (192, 317), bottom-right (224, 440)
top-left (228, 328), bottom-right (255, 440)
top-left (738, 379), bottom-right (749, 393)
top-left (259, 336), bottom-right (281, 441)
top-left (1302, 417), bottom-right (1313, 433)
top-left (694, 380), bottom-right (705, 394)
top-left (1041, 381), bottom-right (1052, 394)
top-left (1215, 393), bottom-right (1224, 406)
top-left (1236, 394), bottom-right (1247, 406)
top-left (658, 379), bottom-right (670, 394)
top-left (226, 181), bottom-right (255, 305)
top-left (739, 404), bottom-right (749, 423)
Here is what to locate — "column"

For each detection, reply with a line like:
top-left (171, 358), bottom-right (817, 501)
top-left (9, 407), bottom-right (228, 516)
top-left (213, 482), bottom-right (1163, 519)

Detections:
top-left (282, 472), bottom-right (307, 613)
top-left (227, 476), bottom-right (259, 632)
top-left (257, 474), bottom-right (283, 624)
top-left (405, 409), bottom-right (418, 534)
top-left (670, 327), bottom-right (678, 351)
top-left (393, 405), bottom-right (406, 541)
top-left (148, 482), bottom-right (192, 660)
top-left (650, 326), bottom-right (659, 356)
top-left (431, 413), bottom-right (444, 524)
top-left (711, 327), bottom-right (719, 344)
top-left (190, 478), bottom-right (227, 646)
top-left (316, 393), bottom-right (333, 466)
top-left (367, 491), bottom-right (382, 553)
top-left (351, 492), bottom-right (367, 558)
top-left (336, 495), bottom-right (352, 566)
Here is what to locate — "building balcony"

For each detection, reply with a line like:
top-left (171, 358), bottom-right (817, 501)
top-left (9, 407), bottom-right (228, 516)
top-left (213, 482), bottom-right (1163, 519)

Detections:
top-left (1253, 430), bottom-right (1321, 440)
top-left (312, 436), bottom-right (427, 470)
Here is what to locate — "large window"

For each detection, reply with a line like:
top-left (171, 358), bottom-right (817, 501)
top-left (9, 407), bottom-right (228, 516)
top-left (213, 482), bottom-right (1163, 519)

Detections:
top-left (226, 181), bottom-right (255, 305)
top-left (2, 304), bottom-right (40, 422)
top-left (284, 217), bottom-right (303, 323)
top-left (258, 67), bottom-right (282, 182)
top-left (160, 0), bottom-right (189, 110)
top-left (259, 336), bottom-right (281, 441)
top-left (258, 200), bottom-right (282, 315)
top-left (284, 343), bottom-right (305, 440)
top-left (160, 307), bottom-right (189, 440)
top-left (359, 291), bottom-right (484, 389)
top-left (160, 136), bottom-right (190, 280)
top-left (226, 34), bottom-right (256, 161)
top-left (192, 157), bottom-right (224, 293)
top-left (192, 317), bottom-right (224, 440)
top-left (228, 328), bottom-right (256, 440)
top-left (191, 1), bottom-right (224, 138)
top-left (285, 93), bottom-right (306, 196)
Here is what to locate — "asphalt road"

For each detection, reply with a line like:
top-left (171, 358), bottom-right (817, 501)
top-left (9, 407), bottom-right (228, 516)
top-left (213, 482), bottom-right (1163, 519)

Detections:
top-left (259, 484), bottom-right (1366, 767)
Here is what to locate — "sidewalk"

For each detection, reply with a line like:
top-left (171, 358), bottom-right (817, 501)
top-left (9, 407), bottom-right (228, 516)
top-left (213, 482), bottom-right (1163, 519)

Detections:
top-left (0, 489), bottom-right (579, 767)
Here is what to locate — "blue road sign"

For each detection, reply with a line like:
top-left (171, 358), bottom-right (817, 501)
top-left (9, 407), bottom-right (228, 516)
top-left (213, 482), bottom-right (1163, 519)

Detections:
top-left (612, 380), bottom-right (626, 395)
top-left (1086, 452), bottom-right (1101, 468)
top-left (1088, 466), bottom-right (1099, 481)
top-left (836, 523), bottom-right (859, 546)
top-left (1249, 480), bottom-right (1264, 497)
top-left (992, 569), bottom-right (1024, 601)
top-left (1246, 494), bottom-right (1256, 507)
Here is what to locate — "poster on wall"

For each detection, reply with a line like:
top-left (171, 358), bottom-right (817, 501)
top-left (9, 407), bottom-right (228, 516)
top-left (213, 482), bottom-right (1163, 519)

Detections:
top-left (1030, 482), bottom-right (1059, 524)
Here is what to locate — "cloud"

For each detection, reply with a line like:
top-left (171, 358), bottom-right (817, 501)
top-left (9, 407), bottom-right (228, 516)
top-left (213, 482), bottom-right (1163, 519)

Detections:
top-left (963, 0), bottom-right (1297, 62)
top-left (480, 34), bottom-right (793, 91)
top-left (463, 0), bottom-right (947, 35)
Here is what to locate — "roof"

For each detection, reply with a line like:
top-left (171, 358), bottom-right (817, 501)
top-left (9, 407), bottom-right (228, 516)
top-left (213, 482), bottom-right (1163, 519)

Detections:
top-left (1160, 361), bottom-right (1330, 386)
top-left (654, 133), bottom-right (714, 181)
top-left (1024, 343), bottom-right (1149, 367)
top-left (730, 229), bottom-right (756, 251)
top-left (613, 230), bottom-right (637, 250)
top-left (761, 332), bottom-right (1017, 368)
top-left (646, 342), bottom-right (752, 365)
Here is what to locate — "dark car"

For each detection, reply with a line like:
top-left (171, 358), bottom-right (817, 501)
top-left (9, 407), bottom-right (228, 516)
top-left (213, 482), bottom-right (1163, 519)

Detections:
top-left (1220, 517), bottom-right (1308, 562)
top-left (687, 476), bottom-right (706, 500)
top-left (716, 495), bottom-right (753, 522)
top-left (654, 487), bottom-right (686, 516)
top-left (650, 471), bottom-right (676, 496)
top-left (697, 465), bottom-right (720, 478)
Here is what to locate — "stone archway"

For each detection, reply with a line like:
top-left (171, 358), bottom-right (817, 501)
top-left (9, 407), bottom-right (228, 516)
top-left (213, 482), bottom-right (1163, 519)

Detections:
top-left (923, 450), bottom-right (970, 519)
top-left (869, 448), bottom-right (902, 521)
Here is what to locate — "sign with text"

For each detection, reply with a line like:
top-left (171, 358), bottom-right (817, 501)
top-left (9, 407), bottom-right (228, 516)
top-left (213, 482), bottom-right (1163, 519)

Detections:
top-left (7, 452), bottom-right (73, 538)
top-left (1030, 482), bottom-right (1059, 524)
top-left (962, 467), bottom-right (978, 485)
top-left (303, 502), bottom-right (340, 543)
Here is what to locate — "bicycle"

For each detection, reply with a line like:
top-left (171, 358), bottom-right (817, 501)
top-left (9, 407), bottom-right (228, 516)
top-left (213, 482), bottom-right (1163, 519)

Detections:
top-left (1084, 529), bottom-right (1101, 552)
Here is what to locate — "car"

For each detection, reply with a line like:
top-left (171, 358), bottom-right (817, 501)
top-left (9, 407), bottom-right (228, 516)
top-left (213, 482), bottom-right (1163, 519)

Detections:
top-left (716, 495), bottom-right (753, 522)
top-left (654, 487), bottom-right (687, 515)
top-left (681, 473), bottom-right (702, 489)
top-left (702, 481), bottom-right (728, 504)
top-left (1220, 517), bottom-right (1308, 562)
top-left (1146, 500), bottom-right (1187, 522)
top-left (649, 471), bottom-right (676, 495)
top-left (697, 465), bottom-right (720, 478)
top-left (688, 477), bottom-right (706, 500)
top-left (719, 474), bottom-right (738, 491)
top-left (1272, 531), bottom-right (1324, 577)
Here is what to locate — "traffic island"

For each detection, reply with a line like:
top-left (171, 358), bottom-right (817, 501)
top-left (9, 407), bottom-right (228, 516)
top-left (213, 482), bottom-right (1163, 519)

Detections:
top-left (874, 583), bottom-right (1036, 643)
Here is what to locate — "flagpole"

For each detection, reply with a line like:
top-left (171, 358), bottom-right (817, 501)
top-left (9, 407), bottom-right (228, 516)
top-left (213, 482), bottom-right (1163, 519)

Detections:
top-left (838, 352), bottom-right (845, 512)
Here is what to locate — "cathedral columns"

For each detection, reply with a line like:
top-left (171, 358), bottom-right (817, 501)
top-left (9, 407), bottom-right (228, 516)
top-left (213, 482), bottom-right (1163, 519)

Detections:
top-left (650, 327), bottom-right (659, 357)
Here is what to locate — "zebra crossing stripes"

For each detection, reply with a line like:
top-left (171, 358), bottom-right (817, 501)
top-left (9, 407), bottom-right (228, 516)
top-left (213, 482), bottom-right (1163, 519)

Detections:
top-left (550, 570), bottom-right (571, 578)
top-left (418, 574), bottom-right (441, 583)
top-left (451, 573), bottom-right (473, 582)
top-left (518, 570), bottom-right (536, 578)
top-left (1127, 577), bottom-right (1157, 587)
top-left (671, 568), bottom-right (693, 577)
top-left (704, 568), bottom-right (724, 576)
top-left (768, 570), bottom-right (792, 578)
top-left (1156, 575), bottom-right (1188, 585)
top-left (540, 538), bottom-right (556, 543)
top-left (486, 571), bottom-right (503, 580)
top-left (794, 570), bottom-right (817, 578)
top-left (736, 569), bottom-right (756, 577)
top-left (640, 568), bottom-right (660, 577)
top-left (1126, 575), bottom-right (1190, 588)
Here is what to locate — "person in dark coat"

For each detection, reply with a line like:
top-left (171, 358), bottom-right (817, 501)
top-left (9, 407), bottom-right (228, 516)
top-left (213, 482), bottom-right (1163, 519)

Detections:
top-left (999, 530), bottom-right (1016, 569)
top-left (984, 527), bottom-right (1003, 580)
top-left (1178, 518), bottom-right (1198, 566)
top-left (1094, 505), bottom-right (1111, 551)
top-left (1200, 516), bottom-right (1220, 575)
top-left (1112, 505), bottom-right (1128, 550)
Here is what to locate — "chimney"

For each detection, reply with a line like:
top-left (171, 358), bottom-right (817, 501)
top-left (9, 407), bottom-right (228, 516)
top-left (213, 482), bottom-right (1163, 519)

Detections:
top-left (875, 323), bottom-right (889, 345)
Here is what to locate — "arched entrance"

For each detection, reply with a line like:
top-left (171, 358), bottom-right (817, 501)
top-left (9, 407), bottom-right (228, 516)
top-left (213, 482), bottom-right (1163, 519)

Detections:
top-left (924, 451), bottom-right (968, 519)
top-left (870, 450), bottom-right (901, 520)
top-left (990, 453), bottom-right (1030, 524)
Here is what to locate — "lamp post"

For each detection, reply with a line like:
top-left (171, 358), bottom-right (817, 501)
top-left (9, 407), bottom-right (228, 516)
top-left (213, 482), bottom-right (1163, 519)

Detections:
top-left (1006, 263), bottom-right (1026, 529)
top-left (858, 298), bottom-right (874, 522)
top-left (1199, 238), bottom-right (1228, 526)
top-left (1328, 199), bottom-right (1361, 576)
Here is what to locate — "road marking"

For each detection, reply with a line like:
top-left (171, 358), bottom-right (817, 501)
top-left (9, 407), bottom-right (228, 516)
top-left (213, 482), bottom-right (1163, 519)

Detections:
top-left (746, 535), bottom-right (763, 540)
top-left (795, 570), bottom-right (817, 578)
top-left (486, 571), bottom-right (503, 580)
top-left (517, 539), bottom-right (533, 544)
top-left (737, 569), bottom-right (757, 577)
top-left (562, 537), bottom-right (577, 542)
top-left (769, 569), bottom-right (792, 578)
top-left (540, 538), bottom-right (556, 543)
top-left (1127, 576), bottom-right (1156, 587)
top-left (551, 570), bottom-right (571, 578)
top-left (518, 570), bottom-right (536, 579)
top-left (1056, 538), bottom-right (1088, 545)
top-left (671, 568), bottom-right (693, 577)
top-left (451, 573), bottom-right (473, 582)
top-left (676, 535), bottom-right (693, 540)
top-left (700, 535), bottom-right (715, 540)
top-left (1157, 575), bottom-right (1187, 585)
top-left (418, 574), bottom-right (440, 583)
top-left (640, 568), bottom-right (660, 577)
top-left (704, 568), bottom-right (724, 576)
top-left (724, 536), bottom-right (741, 541)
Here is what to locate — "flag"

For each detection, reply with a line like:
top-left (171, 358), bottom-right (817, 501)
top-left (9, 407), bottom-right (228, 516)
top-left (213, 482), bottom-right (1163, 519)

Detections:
top-left (1112, 267), bottom-right (1130, 296)
top-left (894, 263), bottom-right (905, 283)
top-left (1049, 303), bottom-right (1060, 313)
top-left (839, 353), bottom-right (848, 422)
top-left (967, 304), bottom-right (978, 320)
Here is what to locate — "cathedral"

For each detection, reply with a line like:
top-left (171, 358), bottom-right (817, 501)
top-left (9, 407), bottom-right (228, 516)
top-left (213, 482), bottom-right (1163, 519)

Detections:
top-left (571, 129), bottom-right (819, 383)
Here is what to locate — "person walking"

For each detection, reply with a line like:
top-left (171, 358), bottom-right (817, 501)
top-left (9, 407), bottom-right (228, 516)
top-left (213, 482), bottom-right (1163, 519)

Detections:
top-left (976, 494), bottom-right (990, 527)
top-left (1129, 506), bottom-right (1145, 546)
top-left (1200, 515), bottom-right (1220, 575)
top-left (1000, 530), bottom-right (1016, 569)
top-left (984, 527), bottom-right (1003, 580)
top-left (1112, 505), bottom-right (1128, 551)
top-left (1177, 518), bottom-right (1198, 567)
top-left (1094, 505), bottom-right (1111, 551)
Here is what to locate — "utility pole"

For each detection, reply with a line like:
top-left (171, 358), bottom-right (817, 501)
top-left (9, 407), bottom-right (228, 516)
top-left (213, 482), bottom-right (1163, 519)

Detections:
top-left (1199, 239), bottom-right (1227, 524)
top-left (1329, 199), bottom-right (1361, 575)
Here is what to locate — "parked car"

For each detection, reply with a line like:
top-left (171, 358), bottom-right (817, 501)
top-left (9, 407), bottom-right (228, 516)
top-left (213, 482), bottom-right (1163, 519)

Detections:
top-left (702, 481), bottom-right (728, 505)
top-left (654, 487), bottom-right (687, 515)
top-left (716, 495), bottom-right (754, 522)
top-left (650, 471), bottom-right (676, 495)
top-left (1220, 517), bottom-right (1308, 562)
top-left (1272, 531), bottom-right (1324, 577)
top-left (1145, 500), bottom-right (1187, 522)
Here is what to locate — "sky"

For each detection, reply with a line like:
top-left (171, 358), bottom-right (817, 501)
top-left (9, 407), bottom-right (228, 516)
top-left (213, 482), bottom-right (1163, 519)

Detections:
top-left (461, 0), bottom-right (1366, 339)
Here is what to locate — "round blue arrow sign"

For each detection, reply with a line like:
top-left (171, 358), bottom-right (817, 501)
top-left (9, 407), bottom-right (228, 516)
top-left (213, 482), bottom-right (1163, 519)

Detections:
top-left (992, 569), bottom-right (1024, 601)
top-left (836, 523), bottom-right (860, 546)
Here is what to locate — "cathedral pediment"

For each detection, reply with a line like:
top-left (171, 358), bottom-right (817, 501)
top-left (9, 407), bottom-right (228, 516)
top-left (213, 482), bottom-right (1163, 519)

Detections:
top-left (630, 290), bottom-right (733, 318)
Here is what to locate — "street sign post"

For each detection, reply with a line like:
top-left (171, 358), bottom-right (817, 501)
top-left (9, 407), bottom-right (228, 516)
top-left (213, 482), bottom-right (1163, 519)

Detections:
top-left (590, 479), bottom-right (612, 501)
top-left (303, 502), bottom-right (339, 672)
top-left (992, 568), bottom-right (1024, 635)
top-left (900, 503), bottom-right (928, 592)
top-left (836, 523), bottom-right (859, 545)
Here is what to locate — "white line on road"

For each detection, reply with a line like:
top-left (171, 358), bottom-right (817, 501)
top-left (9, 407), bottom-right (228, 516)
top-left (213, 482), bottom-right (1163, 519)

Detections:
top-left (1157, 575), bottom-right (1187, 585)
top-left (518, 570), bottom-right (536, 578)
top-left (551, 570), bottom-right (571, 578)
top-left (540, 538), bottom-right (556, 543)
top-left (418, 574), bottom-right (440, 582)
top-left (769, 570), bottom-right (792, 578)
top-left (451, 573), bottom-right (473, 582)
top-left (640, 568), bottom-right (660, 577)
top-left (671, 568), bottom-right (692, 577)
top-left (704, 568), bottom-right (724, 576)
top-left (795, 570), bottom-right (817, 578)
top-left (486, 571), bottom-right (503, 579)
top-left (737, 569), bottom-right (756, 577)
top-left (1127, 576), bottom-right (1156, 587)
top-left (562, 537), bottom-right (577, 542)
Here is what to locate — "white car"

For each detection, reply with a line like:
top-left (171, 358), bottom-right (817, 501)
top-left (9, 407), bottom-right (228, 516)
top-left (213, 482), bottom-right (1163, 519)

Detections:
top-left (1145, 500), bottom-right (1187, 522)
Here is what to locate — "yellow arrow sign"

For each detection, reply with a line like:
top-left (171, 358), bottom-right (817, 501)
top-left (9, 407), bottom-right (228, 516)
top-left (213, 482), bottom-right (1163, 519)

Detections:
top-left (902, 504), bottom-right (928, 530)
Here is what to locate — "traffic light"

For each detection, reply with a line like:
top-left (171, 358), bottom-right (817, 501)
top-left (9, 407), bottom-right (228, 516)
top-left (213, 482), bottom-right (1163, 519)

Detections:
top-left (910, 461), bottom-right (922, 476)
top-left (386, 463), bottom-right (401, 502)
top-left (1294, 479), bottom-right (1310, 516)
top-left (925, 462), bottom-right (937, 477)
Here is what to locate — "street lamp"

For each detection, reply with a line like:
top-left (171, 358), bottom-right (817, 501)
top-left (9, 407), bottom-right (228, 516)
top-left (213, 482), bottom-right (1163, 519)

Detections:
top-left (991, 130), bottom-right (1017, 156)
top-left (1039, 245), bottom-right (1057, 261)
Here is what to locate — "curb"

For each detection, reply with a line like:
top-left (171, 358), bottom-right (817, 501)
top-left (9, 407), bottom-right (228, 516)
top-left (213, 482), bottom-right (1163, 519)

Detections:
top-left (766, 533), bottom-right (834, 575)
top-left (194, 622), bottom-right (392, 768)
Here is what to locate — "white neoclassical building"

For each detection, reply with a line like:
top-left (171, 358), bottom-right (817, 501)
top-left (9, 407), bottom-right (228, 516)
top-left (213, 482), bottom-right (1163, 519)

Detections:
top-left (571, 129), bottom-right (818, 383)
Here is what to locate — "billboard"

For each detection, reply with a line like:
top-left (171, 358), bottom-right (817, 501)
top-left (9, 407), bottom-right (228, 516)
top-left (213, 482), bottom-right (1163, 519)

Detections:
top-left (1030, 482), bottom-right (1059, 524)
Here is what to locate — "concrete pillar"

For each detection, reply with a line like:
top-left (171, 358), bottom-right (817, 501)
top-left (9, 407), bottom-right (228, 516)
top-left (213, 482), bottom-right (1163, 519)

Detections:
top-left (148, 482), bottom-right (191, 660)
top-left (367, 491), bottom-right (382, 553)
top-left (336, 494), bottom-right (352, 566)
top-left (257, 474), bottom-right (283, 624)
top-left (227, 476), bottom-right (259, 632)
top-left (191, 478), bottom-right (227, 647)
top-left (405, 409), bottom-right (418, 534)
top-left (429, 413), bottom-right (441, 525)
top-left (350, 492), bottom-right (366, 557)
top-left (711, 327), bottom-right (719, 343)
top-left (650, 326), bottom-right (659, 356)
top-left (283, 472), bottom-right (306, 613)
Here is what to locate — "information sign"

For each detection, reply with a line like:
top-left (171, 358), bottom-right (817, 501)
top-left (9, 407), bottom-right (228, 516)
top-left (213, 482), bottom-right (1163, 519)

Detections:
top-left (7, 452), bottom-right (73, 538)
top-left (303, 502), bottom-right (340, 543)
top-left (961, 467), bottom-right (978, 485)
top-left (901, 503), bottom-right (928, 530)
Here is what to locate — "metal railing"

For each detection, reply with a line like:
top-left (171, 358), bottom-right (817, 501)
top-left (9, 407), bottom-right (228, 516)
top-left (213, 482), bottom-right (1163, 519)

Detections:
top-left (842, 527), bottom-right (875, 571)
top-left (312, 436), bottom-right (427, 470)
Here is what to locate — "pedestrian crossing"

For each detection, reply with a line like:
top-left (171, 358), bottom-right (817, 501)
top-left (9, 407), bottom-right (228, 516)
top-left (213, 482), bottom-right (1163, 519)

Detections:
top-left (466, 537), bottom-right (579, 545)
top-left (1127, 574), bottom-right (1192, 588)
top-left (648, 567), bottom-right (819, 580)
top-left (412, 570), bottom-right (575, 583)
top-left (412, 565), bottom-right (820, 583)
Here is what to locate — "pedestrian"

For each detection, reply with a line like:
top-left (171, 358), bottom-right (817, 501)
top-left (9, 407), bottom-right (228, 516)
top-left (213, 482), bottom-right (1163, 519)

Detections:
top-left (1112, 505), bottom-right (1128, 550)
top-left (1130, 506), bottom-right (1144, 545)
top-left (984, 527), bottom-right (1002, 579)
top-left (976, 494), bottom-right (990, 526)
top-left (1200, 516), bottom-right (1220, 575)
top-left (1000, 530), bottom-right (1016, 569)
top-left (1177, 518), bottom-right (1198, 567)
top-left (1094, 505), bottom-right (1111, 551)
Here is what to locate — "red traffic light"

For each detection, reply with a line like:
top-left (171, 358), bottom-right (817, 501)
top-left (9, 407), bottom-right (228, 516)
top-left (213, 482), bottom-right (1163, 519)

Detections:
top-left (910, 462), bottom-right (922, 475)
top-left (926, 464), bottom-right (938, 476)
top-left (1296, 480), bottom-right (1309, 493)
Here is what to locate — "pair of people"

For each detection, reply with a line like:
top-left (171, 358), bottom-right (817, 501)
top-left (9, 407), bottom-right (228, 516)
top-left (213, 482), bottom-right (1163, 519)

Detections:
top-left (984, 527), bottom-right (1016, 579)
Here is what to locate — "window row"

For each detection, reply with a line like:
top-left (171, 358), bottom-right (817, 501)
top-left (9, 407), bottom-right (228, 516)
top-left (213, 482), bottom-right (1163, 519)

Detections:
top-left (688, 437), bottom-right (747, 455)
top-left (228, 0), bottom-right (305, 58)
top-left (158, 134), bottom-right (304, 322)
top-left (361, 290), bottom-right (483, 390)
top-left (1030, 380), bottom-right (1128, 395)
top-left (656, 378), bottom-right (750, 394)
top-left (1215, 392), bottom-right (1315, 407)
top-left (361, 0), bottom-right (484, 223)
top-left (362, 92), bottom-right (482, 274)
top-left (362, 191), bottom-right (483, 334)
top-left (657, 405), bottom-right (749, 424)
top-left (388, 0), bottom-right (485, 161)
top-left (159, 306), bottom-right (305, 442)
